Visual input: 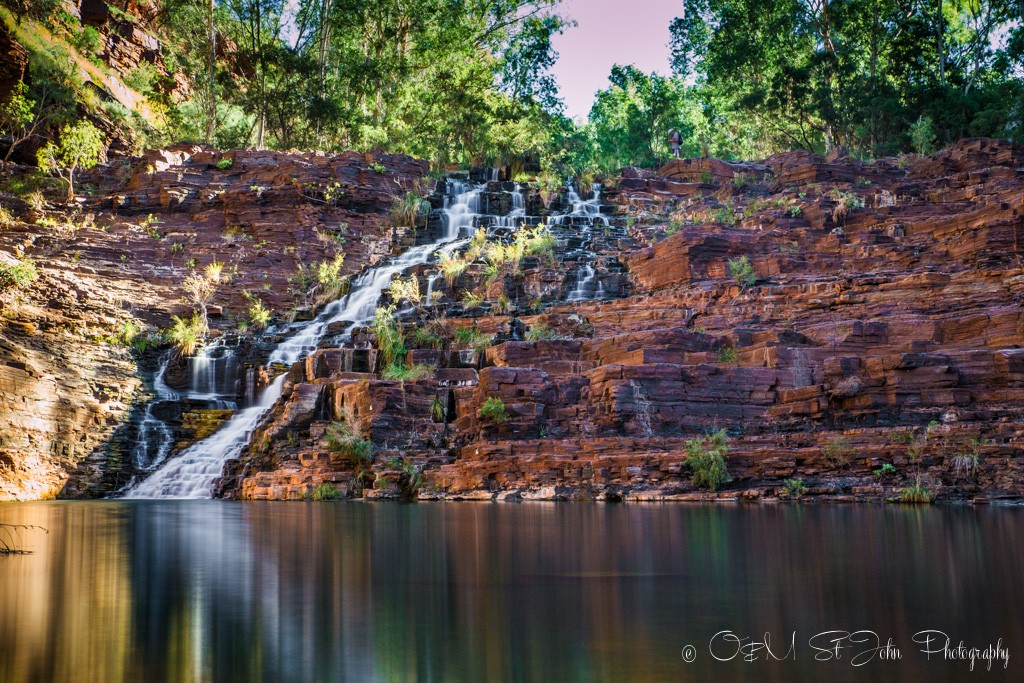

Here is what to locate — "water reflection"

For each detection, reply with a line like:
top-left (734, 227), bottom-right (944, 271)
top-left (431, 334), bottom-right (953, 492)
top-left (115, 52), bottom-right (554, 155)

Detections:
top-left (0, 502), bottom-right (1021, 682)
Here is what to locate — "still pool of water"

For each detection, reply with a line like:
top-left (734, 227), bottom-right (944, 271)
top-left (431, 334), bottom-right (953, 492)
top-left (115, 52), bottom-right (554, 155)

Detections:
top-left (0, 502), bottom-right (1020, 682)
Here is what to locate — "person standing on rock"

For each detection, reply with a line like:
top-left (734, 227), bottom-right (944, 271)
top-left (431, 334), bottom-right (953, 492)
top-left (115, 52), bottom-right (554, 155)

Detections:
top-left (668, 129), bottom-right (682, 159)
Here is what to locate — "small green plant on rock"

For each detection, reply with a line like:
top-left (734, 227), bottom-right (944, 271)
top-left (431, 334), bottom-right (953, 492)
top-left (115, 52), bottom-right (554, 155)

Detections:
top-left (311, 483), bottom-right (341, 501)
top-left (166, 313), bottom-right (205, 356)
top-left (248, 298), bottom-right (272, 330)
top-left (372, 305), bottom-right (405, 367)
top-left (215, 157), bottom-right (233, 170)
top-left (716, 346), bottom-right (739, 363)
top-left (324, 421), bottom-right (375, 466)
top-left (728, 256), bottom-right (755, 290)
top-left (821, 435), bottom-right (855, 468)
top-left (525, 323), bottom-right (557, 342)
top-left (430, 395), bottom-right (446, 423)
top-left (782, 478), bottom-right (808, 498)
top-left (479, 396), bottom-right (509, 424)
top-left (685, 429), bottom-right (730, 492)
top-left (381, 363), bottom-right (435, 381)
top-left (391, 190), bottom-right (430, 227)
top-left (875, 463), bottom-right (897, 479)
top-left (947, 437), bottom-right (982, 479)
top-left (897, 475), bottom-right (934, 504)
top-left (0, 257), bottom-right (38, 291)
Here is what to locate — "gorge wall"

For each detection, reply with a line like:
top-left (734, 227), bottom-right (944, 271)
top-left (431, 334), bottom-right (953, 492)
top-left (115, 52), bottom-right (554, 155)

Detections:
top-left (0, 147), bottom-right (426, 499)
top-left (4, 138), bottom-right (1024, 503)
top-left (216, 138), bottom-right (1024, 504)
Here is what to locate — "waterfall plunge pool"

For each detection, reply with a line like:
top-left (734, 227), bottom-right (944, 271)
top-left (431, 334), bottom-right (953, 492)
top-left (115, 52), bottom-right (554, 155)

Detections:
top-left (0, 501), bottom-right (1020, 682)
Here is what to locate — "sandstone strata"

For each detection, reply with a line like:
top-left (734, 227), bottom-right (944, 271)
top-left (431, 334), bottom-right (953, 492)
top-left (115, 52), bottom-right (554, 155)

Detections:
top-left (221, 138), bottom-right (1024, 504)
top-left (0, 147), bottom-right (426, 499)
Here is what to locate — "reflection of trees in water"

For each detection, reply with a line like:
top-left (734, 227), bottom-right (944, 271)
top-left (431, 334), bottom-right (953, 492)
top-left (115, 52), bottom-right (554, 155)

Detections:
top-left (3, 504), bottom-right (1024, 681)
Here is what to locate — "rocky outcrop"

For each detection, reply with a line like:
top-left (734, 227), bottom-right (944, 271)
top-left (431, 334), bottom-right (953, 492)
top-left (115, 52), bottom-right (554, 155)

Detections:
top-left (0, 147), bottom-right (427, 499)
top-left (222, 138), bottom-right (1024, 504)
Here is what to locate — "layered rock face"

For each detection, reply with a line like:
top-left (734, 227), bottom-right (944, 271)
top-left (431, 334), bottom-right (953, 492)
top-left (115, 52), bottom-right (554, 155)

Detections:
top-left (222, 139), bottom-right (1024, 503)
top-left (0, 147), bottom-right (426, 499)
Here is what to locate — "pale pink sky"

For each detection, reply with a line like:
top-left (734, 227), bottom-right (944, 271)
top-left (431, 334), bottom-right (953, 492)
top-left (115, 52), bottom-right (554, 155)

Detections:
top-left (550, 0), bottom-right (684, 120)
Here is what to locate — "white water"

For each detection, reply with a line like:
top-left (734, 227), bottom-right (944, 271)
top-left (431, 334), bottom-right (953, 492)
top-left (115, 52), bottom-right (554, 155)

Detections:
top-left (558, 182), bottom-right (607, 301)
top-left (126, 182), bottom-right (477, 499)
top-left (131, 354), bottom-right (178, 471)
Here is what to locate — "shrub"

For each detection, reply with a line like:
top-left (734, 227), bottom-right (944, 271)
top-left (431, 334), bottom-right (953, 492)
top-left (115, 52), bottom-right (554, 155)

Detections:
top-left (215, 157), bottom-right (233, 170)
top-left (387, 275), bottom-right (421, 304)
top-left (324, 422), bottom-right (375, 465)
top-left (479, 396), bottom-right (509, 424)
top-left (166, 313), bottom-right (205, 356)
top-left (821, 435), bottom-right (855, 468)
top-left (897, 475), bottom-right (934, 504)
top-left (525, 323), bottom-right (557, 342)
top-left (311, 483), bottom-right (341, 501)
top-left (430, 395), bottom-right (446, 422)
top-left (381, 363), bottom-right (434, 381)
top-left (372, 305), bottom-right (405, 367)
top-left (435, 250), bottom-right (468, 287)
top-left (685, 429), bottom-right (730, 491)
top-left (728, 256), bottom-right (755, 290)
top-left (453, 327), bottom-right (491, 351)
top-left (391, 190), bottom-right (430, 226)
top-left (71, 25), bottom-right (102, 57)
top-left (716, 346), bottom-right (739, 363)
top-left (0, 257), bottom-right (38, 290)
top-left (461, 290), bottom-right (484, 310)
top-left (948, 438), bottom-right (982, 479)
top-left (248, 299), bottom-right (271, 330)
top-left (464, 227), bottom-right (489, 261)
top-left (412, 325), bottom-right (444, 349)
top-left (909, 115), bottom-right (937, 155)
top-left (518, 225), bottom-right (556, 258)
top-left (875, 463), bottom-right (897, 479)
top-left (783, 478), bottom-right (807, 498)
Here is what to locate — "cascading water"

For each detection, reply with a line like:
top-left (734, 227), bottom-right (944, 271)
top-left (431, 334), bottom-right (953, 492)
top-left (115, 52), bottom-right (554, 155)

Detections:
top-left (125, 176), bottom-right (495, 499)
top-left (557, 182), bottom-right (608, 301)
top-left (131, 354), bottom-right (178, 472)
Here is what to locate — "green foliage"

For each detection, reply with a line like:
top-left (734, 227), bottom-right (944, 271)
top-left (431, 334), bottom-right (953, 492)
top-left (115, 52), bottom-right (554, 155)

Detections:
top-left (70, 25), bottom-right (102, 59)
top-left (685, 429), bottom-right (730, 492)
top-left (372, 305), bottom-right (405, 368)
top-left (875, 463), bottom-right (897, 479)
top-left (669, 0), bottom-right (1024, 157)
top-left (0, 257), bottom-right (37, 290)
top-left (391, 191), bottom-right (430, 227)
top-left (412, 325), bottom-right (444, 349)
top-left (453, 327), bottom-right (491, 351)
top-left (909, 116), bottom-right (937, 155)
top-left (124, 62), bottom-right (161, 96)
top-left (37, 120), bottom-right (105, 201)
top-left (821, 435), bottom-right (855, 468)
top-left (248, 298), bottom-right (271, 330)
top-left (311, 483), bottom-right (341, 501)
top-left (0, 0), bottom-right (61, 24)
top-left (381, 363), bottom-right (435, 381)
top-left (215, 158), bottom-right (233, 170)
top-left (324, 421), bottom-right (375, 466)
top-left (479, 396), bottom-right (509, 424)
top-left (435, 250), bottom-right (469, 287)
top-left (728, 256), bottom-right (755, 289)
top-left (715, 346), bottom-right (738, 363)
top-left (948, 438), bottom-right (982, 479)
top-left (897, 476), bottom-right (935, 504)
top-left (430, 395), bottom-right (446, 422)
top-left (782, 478), bottom-right (807, 498)
top-left (166, 313), bottom-right (206, 356)
top-left (525, 323), bottom-right (557, 342)
top-left (387, 275), bottom-right (421, 304)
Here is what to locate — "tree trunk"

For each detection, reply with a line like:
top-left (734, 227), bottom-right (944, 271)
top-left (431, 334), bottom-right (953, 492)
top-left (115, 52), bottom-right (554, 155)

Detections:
top-left (206, 0), bottom-right (216, 144)
top-left (937, 0), bottom-right (945, 88)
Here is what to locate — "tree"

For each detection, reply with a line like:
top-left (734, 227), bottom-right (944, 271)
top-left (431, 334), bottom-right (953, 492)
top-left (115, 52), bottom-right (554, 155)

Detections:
top-left (0, 0), bottom-right (61, 25)
top-left (37, 120), bottom-right (105, 202)
top-left (588, 65), bottom-right (697, 170)
top-left (0, 82), bottom-right (33, 172)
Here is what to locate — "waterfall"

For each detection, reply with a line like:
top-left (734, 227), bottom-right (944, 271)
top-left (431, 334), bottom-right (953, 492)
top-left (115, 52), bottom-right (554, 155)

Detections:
top-left (556, 181), bottom-right (607, 301)
top-left (629, 380), bottom-right (654, 438)
top-left (132, 353), bottom-right (178, 471)
top-left (124, 180), bottom-right (496, 499)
